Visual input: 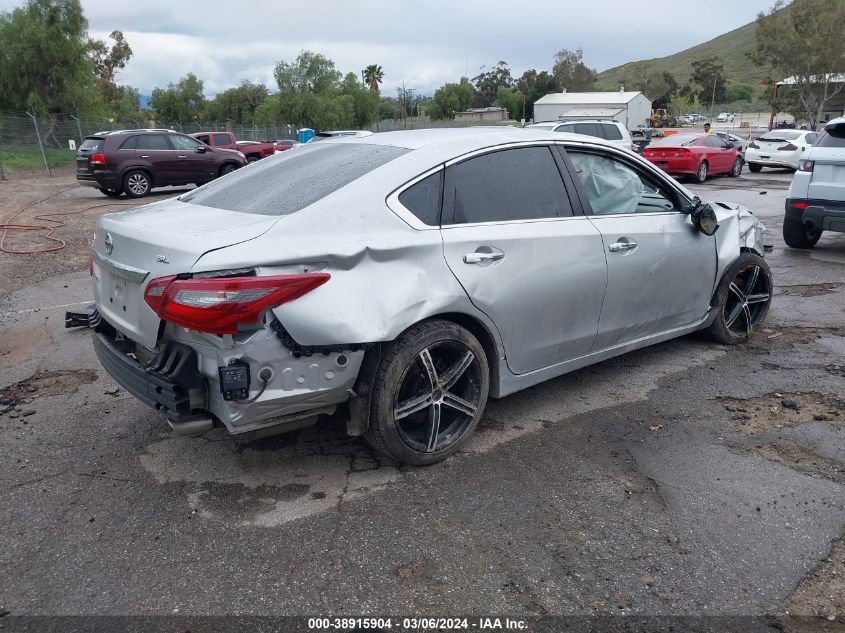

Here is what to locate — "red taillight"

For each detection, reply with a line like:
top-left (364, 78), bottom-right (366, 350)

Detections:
top-left (673, 149), bottom-right (691, 158)
top-left (143, 273), bottom-right (330, 334)
top-left (791, 201), bottom-right (809, 209)
top-left (89, 152), bottom-right (106, 166)
top-left (778, 143), bottom-right (798, 151)
top-left (799, 159), bottom-right (815, 172)
top-left (748, 141), bottom-right (760, 149)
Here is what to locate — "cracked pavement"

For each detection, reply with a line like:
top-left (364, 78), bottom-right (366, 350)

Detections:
top-left (0, 171), bottom-right (843, 627)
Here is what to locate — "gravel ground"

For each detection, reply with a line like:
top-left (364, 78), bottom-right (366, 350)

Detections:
top-left (0, 168), bottom-right (843, 632)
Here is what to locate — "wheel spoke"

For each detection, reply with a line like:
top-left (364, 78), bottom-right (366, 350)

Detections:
top-left (394, 392), bottom-right (434, 420)
top-left (742, 304), bottom-right (753, 333)
top-left (725, 302), bottom-right (744, 328)
top-left (442, 391), bottom-right (478, 417)
top-left (418, 348), bottom-right (439, 390)
top-left (439, 351), bottom-right (475, 391)
top-left (746, 292), bottom-right (770, 305)
top-left (425, 403), bottom-right (441, 452)
top-left (743, 266), bottom-right (760, 295)
top-left (728, 282), bottom-right (746, 304)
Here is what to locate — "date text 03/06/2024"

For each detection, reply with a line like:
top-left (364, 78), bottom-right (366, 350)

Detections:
top-left (306, 617), bottom-right (529, 630)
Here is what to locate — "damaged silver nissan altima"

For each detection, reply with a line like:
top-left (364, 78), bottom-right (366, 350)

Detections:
top-left (81, 127), bottom-right (772, 465)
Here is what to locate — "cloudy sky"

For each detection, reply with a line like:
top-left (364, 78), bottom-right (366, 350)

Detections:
top-left (41, 0), bottom-right (779, 96)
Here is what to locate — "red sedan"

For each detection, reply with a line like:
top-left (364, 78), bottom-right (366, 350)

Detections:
top-left (641, 133), bottom-right (743, 183)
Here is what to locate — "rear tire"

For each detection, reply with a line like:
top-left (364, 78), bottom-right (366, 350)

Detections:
top-left (783, 215), bottom-right (822, 249)
top-left (122, 170), bottom-right (151, 198)
top-left (748, 163), bottom-right (763, 173)
top-left (247, 156), bottom-right (259, 164)
top-left (706, 252), bottom-right (772, 345)
top-left (694, 160), bottom-right (708, 183)
top-left (366, 320), bottom-right (489, 466)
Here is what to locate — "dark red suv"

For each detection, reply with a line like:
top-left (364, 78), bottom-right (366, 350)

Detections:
top-left (76, 129), bottom-right (247, 198)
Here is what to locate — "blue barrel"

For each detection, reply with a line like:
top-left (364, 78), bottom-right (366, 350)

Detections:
top-left (297, 128), bottom-right (315, 143)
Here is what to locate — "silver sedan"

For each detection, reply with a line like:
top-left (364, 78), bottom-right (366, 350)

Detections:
top-left (87, 128), bottom-right (772, 465)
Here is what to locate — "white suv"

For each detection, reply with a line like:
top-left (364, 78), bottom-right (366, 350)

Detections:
top-left (528, 120), bottom-right (635, 152)
top-left (784, 117), bottom-right (845, 248)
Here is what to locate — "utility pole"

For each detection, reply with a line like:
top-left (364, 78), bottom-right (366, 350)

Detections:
top-left (711, 74), bottom-right (717, 121)
top-left (403, 80), bottom-right (407, 130)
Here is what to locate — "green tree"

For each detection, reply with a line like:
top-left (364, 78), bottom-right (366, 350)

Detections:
top-left (340, 72), bottom-right (379, 128)
top-left (473, 62), bottom-right (513, 107)
top-left (751, 0), bottom-right (845, 126)
top-left (363, 64), bottom-right (384, 93)
top-left (552, 48), bottom-right (597, 92)
top-left (204, 81), bottom-right (269, 124)
top-left (275, 50), bottom-right (341, 94)
top-left (689, 57), bottom-right (727, 107)
top-left (88, 30), bottom-right (132, 111)
top-left (150, 73), bottom-right (206, 123)
top-left (725, 82), bottom-right (755, 104)
top-left (493, 87), bottom-right (524, 120)
top-left (0, 0), bottom-right (96, 114)
top-left (428, 78), bottom-right (475, 120)
top-left (112, 85), bottom-right (143, 123)
top-left (516, 70), bottom-right (560, 120)
top-left (623, 63), bottom-right (678, 108)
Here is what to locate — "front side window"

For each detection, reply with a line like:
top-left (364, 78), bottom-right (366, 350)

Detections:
top-left (567, 150), bottom-right (677, 215)
top-left (136, 135), bottom-right (170, 150)
top-left (704, 136), bottom-right (726, 148)
top-left (170, 135), bottom-right (203, 151)
top-left (445, 146), bottom-right (572, 224)
top-left (398, 171), bottom-right (442, 226)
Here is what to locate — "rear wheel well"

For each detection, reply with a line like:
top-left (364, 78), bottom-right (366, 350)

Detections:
top-left (427, 312), bottom-right (500, 393)
top-left (122, 167), bottom-right (153, 187)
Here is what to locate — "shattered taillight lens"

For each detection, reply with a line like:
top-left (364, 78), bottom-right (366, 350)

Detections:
top-left (143, 273), bottom-right (330, 334)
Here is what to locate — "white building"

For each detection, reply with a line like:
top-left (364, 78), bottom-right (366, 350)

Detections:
top-left (533, 90), bottom-right (652, 131)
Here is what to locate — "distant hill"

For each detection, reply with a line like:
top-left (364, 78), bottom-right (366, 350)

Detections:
top-left (596, 18), bottom-right (773, 90)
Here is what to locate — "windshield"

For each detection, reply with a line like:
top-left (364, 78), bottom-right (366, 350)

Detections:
top-left (651, 134), bottom-right (701, 147)
top-left (759, 130), bottom-right (802, 142)
top-left (180, 142), bottom-right (408, 216)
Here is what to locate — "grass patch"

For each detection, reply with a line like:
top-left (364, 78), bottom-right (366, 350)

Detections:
top-left (0, 146), bottom-right (77, 173)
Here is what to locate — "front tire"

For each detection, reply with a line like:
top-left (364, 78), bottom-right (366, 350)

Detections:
top-left (694, 160), bottom-right (709, 183)
top-left (706, 252), bottom-right (772, 345)
top-left (729, 157), bottom-right (743, 177)
top-left (122, 170), bottom-right (151, 198)
top-left (748, 163), bottom-right (763, 173)
top-left (783, 215), bottom-right (822, 249)
top-left (366, 320), bottom-right (489, 465)
top-left (219, 163), bottom-right (238, 176)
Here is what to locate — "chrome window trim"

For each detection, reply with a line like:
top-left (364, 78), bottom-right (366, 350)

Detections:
top-left (92, 250), bottom-right (150, 284)
top-left (440, 215), bottom-right (593, 231)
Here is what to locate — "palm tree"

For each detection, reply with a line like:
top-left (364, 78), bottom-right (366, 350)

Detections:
top-left (363, 64), bottom-right (385, 93)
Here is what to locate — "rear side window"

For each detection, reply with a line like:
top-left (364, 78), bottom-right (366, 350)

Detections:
top-left (213, 133), bottom-right (231, 145)
top-left (398, 171), bottom-right (442, 226)
top-left (817, 125), bottom-right (845, 148)
top-left (806, 133), bottom-right (819, 145)
top-left (600, 124), bottom-right (623, 141)
top-left (573, 123), bottom-right (600, 138)
top-left (136, 135), bottom-right (170, 150)
top-left (558, 124), bottom-right (575, 133)
top-left (445, 146), bottom-right (572, 224)
top-left (195, 134), bottom-right (210, 144)
top-left (119, 136), bottom-right (137, 150)
top-left (181, 143), bottom-right (409, 216)
top-left (80, 138), bottom-right (103, 151)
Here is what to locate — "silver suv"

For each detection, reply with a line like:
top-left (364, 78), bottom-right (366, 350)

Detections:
top-left (784, 117), bottom-right (845, 248)
top-left (527, 120), bottom-right (635, 152)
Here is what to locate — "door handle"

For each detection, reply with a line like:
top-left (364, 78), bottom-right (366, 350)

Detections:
top-left (463, 251), bottom-right (504, 264)
top-left (140, 154), bottom-right (149, 158)
top-left (178, 155), bottom-right (187, 159)
top-left (608, 240), bottom-right (638, 253)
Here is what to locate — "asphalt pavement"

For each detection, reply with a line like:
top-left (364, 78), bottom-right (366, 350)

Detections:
top-left (0, 169), bottom-right (843, 630)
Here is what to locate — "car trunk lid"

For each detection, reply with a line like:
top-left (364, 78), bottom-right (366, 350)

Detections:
top-left (92, 198), bottom-right (279, 348)
top-left (807, 147), bottom-right (845, 201)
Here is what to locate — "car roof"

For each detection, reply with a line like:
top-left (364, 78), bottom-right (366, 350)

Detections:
top-left (825, 117), bottom-right (845, 128)
top-left (335, 127), bottom-right (621, 153)
top-left (530, 120), bottom-right (621, 126)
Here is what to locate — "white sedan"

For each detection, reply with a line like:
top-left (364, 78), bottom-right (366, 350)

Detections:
top-left (745, 129), bottom-right (820, 171)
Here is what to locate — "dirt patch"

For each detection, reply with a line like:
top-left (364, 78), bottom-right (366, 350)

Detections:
top-left (719, 392), bottom-right (845, 435)
top-left (0, 324), bottom-right (44, 369)
top-left (0, 369), bottom-right (97, 414)
top-left (776, 538), bottom-right (845, 631)
top-left (728, 442), bottom-right (845, 484)
top-left (777, 283), bottom-right (845, 298)
top-left (750, 327), bottom-right (845, 349)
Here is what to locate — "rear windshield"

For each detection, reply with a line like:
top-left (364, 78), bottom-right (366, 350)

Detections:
top-left (759, 130), bottom-right (802, 141)
top-left (181, 142), bottom-right (408, 216)
top-left (817, 124), bottom-right (845, 148)
top-left (80, 138), bottom-right (103, 151)
top-left (652, 134), bottom-right (700, 147)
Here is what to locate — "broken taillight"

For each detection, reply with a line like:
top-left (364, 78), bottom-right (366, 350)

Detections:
top-left (778, 143), bottom-right (798, 151)
top-left (143, 273), bottom-right (330, 334)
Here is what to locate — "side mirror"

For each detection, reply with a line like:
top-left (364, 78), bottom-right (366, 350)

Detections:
top-left (687, 197), bottom-right (719, 236)
top-left (196, 145), bottom-right (209, 153)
